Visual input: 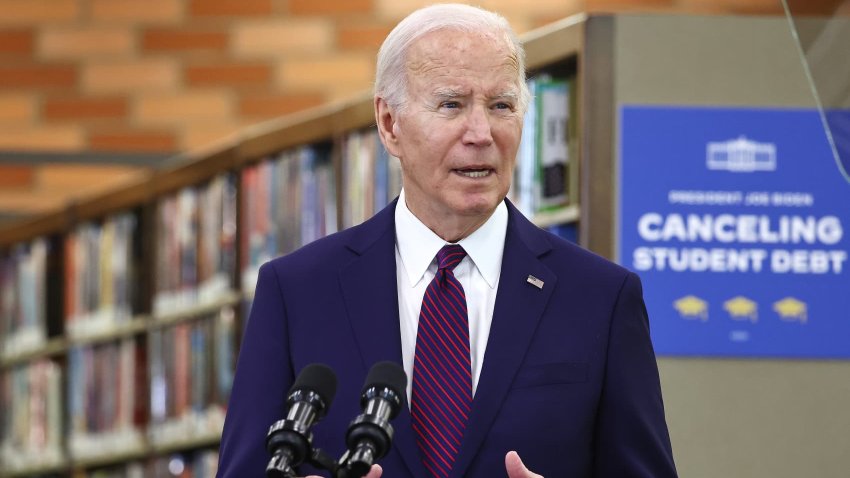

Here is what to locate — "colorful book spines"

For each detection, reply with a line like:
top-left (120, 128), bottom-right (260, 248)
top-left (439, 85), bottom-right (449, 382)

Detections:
top-left (64, 214), bottom-right (137, 338)
top-left (155, 173), bottom-right (238, 314)
top-left (0, 239), bottom-right (48, 359)
top-left (0, 359), bottom-right (64, 470)
top-left (67, 339), bottom-right (145, 460)
top-left (340, 128), bottom-right (401, 229)
top-left (147, 309), bottom-right (236, 445)
top-left (239, 145), bottom-right (338, 295)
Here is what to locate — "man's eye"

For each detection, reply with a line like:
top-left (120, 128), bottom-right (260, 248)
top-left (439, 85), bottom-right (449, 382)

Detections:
top-left (441, 101), bottom-right (460, 109)
top-left (493, 102), bottom-right (513, 110)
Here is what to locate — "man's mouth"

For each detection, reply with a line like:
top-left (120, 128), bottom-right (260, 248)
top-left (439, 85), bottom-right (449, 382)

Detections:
top-left (454, 168), bottom-right (492, 178)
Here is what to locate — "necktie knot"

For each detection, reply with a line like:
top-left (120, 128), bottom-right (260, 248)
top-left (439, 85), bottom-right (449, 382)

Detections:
top-left (436, 244), bottom-right (466, 272)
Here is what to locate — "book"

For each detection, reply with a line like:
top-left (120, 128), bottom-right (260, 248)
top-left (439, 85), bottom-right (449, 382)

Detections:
top-left (536, 78), bottom-right (571, 211)
top-left (0, 239), bottom-right (48, 359)
top-left (147, 309), bottom-right (236, 447)
top-left (65, 214), bottom-right (137, 339)
top-left (0, 359), bottom-right (64, 471)
top-left (198, 174), bottom-right (237, 305)
top-left (155, 186), bottom-right (225, 315)
top-left (67, 339), bottom-right (145, 461)
top-left (340, 128), bottom-right (402, 229)
top-left (240, 145), bottom-right (337, 296)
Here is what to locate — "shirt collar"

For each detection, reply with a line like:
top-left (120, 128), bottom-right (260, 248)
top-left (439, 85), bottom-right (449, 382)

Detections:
top-left (395, 189), bottom-right (507, 289)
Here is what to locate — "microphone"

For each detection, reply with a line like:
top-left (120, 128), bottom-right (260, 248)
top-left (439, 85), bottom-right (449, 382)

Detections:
top-left (266, 363), bottom-right (338, 477)
top-left (344, 361), bottom-right (408, 477)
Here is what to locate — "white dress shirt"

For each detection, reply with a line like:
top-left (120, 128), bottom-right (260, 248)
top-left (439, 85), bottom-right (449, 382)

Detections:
top-left (394, 189), bottom-right (508, 402)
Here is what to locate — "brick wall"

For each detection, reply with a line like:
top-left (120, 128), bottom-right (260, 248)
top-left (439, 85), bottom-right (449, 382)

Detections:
top-left (0, 0), bottom-right (842, 219)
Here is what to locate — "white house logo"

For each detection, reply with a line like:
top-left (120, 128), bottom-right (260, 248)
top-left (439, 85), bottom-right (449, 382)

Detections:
top-left (706, 136), bottom-right (777, 172)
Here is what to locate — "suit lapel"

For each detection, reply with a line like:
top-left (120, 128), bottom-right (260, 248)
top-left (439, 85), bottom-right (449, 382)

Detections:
top-left (338, 200), bottom-right (430, 478)
top-left (450, 203), bottom-right (557, 478)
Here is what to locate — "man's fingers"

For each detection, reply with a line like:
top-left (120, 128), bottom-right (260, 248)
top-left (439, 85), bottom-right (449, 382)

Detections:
top-left (505, 451), bottom-right (527, 478)
top-left (505, 451), bottom-right (544, 478)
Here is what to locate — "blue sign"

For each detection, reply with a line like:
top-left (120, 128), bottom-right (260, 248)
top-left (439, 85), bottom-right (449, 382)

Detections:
top-left (619, 106), bottom-right (850, 358)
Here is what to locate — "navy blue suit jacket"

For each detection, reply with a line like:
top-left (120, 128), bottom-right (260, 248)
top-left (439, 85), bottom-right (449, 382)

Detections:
top-left (217, 200), bottom-right (677, 477)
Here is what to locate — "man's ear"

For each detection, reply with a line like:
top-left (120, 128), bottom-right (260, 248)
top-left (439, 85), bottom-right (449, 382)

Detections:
top-left (375, 96), bottom-right (402, 157)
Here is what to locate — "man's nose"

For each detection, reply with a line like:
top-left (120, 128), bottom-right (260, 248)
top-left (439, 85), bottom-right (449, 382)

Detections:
top-left (462, 105), bottom-right (494, 146)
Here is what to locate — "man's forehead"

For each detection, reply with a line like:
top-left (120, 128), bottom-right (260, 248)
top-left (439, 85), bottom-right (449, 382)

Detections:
top-left (406, 28), bottom-right (518, 70)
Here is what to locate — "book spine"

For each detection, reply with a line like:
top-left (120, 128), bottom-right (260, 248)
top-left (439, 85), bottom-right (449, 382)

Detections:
top-left (536, 79), bottom-right (570, 211)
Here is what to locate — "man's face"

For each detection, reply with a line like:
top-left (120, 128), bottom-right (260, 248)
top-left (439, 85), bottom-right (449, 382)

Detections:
top-left (385, 29), bottom-right (523, 234)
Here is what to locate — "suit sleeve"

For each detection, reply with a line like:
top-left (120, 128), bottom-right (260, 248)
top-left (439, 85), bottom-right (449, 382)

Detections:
top-left (593, 272), bottom-right (678, 477)
top-left (217, 262), bottom-right (294, 477)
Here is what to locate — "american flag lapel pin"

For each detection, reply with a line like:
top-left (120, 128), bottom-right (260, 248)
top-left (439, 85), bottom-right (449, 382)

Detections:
top-left (526, 275), bottom-right (544, 289)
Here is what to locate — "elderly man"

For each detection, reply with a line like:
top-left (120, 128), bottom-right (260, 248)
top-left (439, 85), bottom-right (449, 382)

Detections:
top-left (217, 4), bottom-right (677, 478)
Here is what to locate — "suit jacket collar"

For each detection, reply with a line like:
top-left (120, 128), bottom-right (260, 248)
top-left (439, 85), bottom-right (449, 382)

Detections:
top-left (339, 199), bottom-right (557, 478)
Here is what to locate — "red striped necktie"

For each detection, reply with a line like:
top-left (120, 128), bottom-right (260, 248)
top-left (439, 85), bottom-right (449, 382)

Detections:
top-left (411, 244), bottom-right (472, 478)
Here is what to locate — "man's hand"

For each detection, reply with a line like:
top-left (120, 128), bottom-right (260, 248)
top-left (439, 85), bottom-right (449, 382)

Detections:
top-left (305, 464), bottom-right (382, 478)
top-left (505, 451), bottom-right (544, 478)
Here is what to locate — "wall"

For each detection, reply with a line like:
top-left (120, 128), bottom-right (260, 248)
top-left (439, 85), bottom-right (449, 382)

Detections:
top-left (0, 0), bottom-right (580, 156)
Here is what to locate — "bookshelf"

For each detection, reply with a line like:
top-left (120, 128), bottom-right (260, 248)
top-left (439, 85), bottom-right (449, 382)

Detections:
top-left (0, 13), bottom-right (589, 478)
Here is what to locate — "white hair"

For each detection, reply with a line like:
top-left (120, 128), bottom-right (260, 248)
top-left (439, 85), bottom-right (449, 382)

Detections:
top-left (375, 3), bottom-right (531, 114)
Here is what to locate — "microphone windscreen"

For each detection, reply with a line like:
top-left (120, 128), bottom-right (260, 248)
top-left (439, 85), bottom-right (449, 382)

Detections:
top-left (290, 363), bottom-right (338, 404)
top-left (362, 361), bottom-right (407, 397)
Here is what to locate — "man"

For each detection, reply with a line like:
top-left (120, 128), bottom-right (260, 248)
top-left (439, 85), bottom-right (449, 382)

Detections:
top-left (217, 4), bottom-right (677, 478)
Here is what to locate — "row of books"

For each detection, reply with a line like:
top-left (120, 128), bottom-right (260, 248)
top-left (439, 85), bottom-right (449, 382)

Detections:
top-left (0, 359), bottom-right (64, 473)
top-left (65, 214), bottom-right (137, 340)
top-left (0, 239), bottom-right (48, 359)
top-left (67, 338), bottom-right (146, 461)
top-left (1, 309), bottom-right (235, 472)
top-left (239, 131), bottom-right (405, 293)
top-left (240, 146), bottom-right (337, 293)
top-left (339, 128), bottom-right (403, 229)
top-left (154, 174), bottom-right (238, 316)
top-left (148, 308), bottom-right (237, 448)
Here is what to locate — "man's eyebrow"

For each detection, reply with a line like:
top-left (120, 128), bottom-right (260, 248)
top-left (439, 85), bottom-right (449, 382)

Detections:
top-left (432, 87), bottom-right (468, 99)
top-left (491, 90), bottom-right (519, 101)
top-left (431, 88), bottom-right (519, 101)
